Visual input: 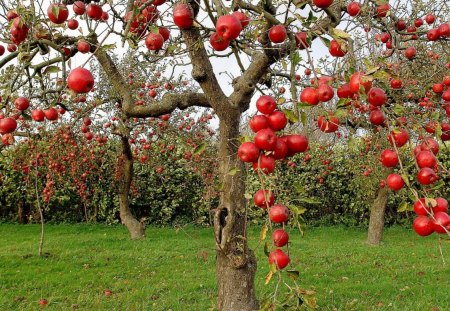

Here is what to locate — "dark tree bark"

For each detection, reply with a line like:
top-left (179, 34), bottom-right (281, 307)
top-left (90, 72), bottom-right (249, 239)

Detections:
top-left (18, 200), bottom-right (30, 224)
top-left (214, 114), bottom-right (259, 311)
top-left (118, 135), bottom-right (145, 240)
top-left (367, 186), bottom-right (389, 246)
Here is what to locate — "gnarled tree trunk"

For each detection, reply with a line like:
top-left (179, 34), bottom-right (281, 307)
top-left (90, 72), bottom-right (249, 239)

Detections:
top-left (367, 186), bottom-right (389, 246)
top-left (118, 136), bottom-right (145, 240)
top-left (214, 113), bottom-right (259, 311)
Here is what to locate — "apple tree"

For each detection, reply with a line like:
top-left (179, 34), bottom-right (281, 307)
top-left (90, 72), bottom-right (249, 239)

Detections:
top-left (1, 0), bottom-right (450, 310)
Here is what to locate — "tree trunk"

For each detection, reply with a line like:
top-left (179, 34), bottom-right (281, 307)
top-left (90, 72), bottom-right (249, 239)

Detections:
top-left (18, 200), bottom-right (29, 224)
top-left (214, 112), bottom-right (259, 311)
top-left (367, 186), bottom-right (389, 246)
top-left (118, 136), bottom-right (145, 240)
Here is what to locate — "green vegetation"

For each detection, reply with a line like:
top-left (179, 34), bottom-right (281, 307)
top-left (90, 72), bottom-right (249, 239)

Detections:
top-left (0, 224), bottom-right (449, 310)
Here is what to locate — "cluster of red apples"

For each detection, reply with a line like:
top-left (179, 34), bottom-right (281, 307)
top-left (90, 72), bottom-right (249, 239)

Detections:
top-left (413, 197), bottom-right (449, 237)
top-left (237, 95), bottom-right (310, 269)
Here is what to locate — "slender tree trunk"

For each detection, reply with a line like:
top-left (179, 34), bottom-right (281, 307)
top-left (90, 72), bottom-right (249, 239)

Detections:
top-left (214, 112), bottom-right (259, 311)
top-left (367, 186), bottom-right (389, 246)
top-left (118, 136), bottom-right (145, 240)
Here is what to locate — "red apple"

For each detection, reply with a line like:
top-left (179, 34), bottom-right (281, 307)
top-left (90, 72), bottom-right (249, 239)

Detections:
top-left (329, 39), bottom-right (347, 57)
top-left (272, 229), bottom-right (289, 247)
top-left (434, 198), bottom-right (448, 213)
top-left (268, 249), bottom-right (290, 269)
top-left (413, 198), bottom-right (431, 216)
top-left (67, 19), bottom-right (79, 30)
top-left (73, 1), bottom-right (86, 15)
top-left (269, 204), bottom-right (289, 223)
top-left (415, 150), bottom-right (436, 168)
top-left (145, 33), bottom-right (164, 50)
top-left (367, 87), bottom-right (387, 106)
top-left (404, 47), bottom-right (416, 60)
top-left (313, 0), bottom-right (333, 9)
top-left (238, 142), bottom-right (260, 162)
top-left (173, 4), bottom-right (193, 29)
top-left (273, 138), bottom-right (288, 160)
top-left (386, 174), bottom-right (404, 191)
top-left (14, 97), bottom-right (30, 110)
top-left (417, 168), bottom-right (438, 185)
top-left (300, 87), bottom-right (319, 105)
top-left (0, 117), bottom-right (17, 134)
top-left (317, 84), bottom-right (334, 102)
top-left (67, 67), bottom-right (94, 93)
top-left (268, 111), bottom-right (287, 131)
top-left (159, 27), bottom-right (170, 41)
top-left (254, 189), bottom-right (274, 208)
top-left (252, 154), bottom-right (275, 173)
top-left (285, 134), bottom-right (308, 154)
top-left (47, 4), bottom-right (69, 24)
top-left (369, 109), bottom-right (385, 125)
top-left (77, 40), bottom-right (90, 53)
top-left (268, 25), bottom-right (287, 43)
top-left (216, 15), bottom-right (242, 41)
top-left (254, 128), bottom-right (277, 151)
top-left (32, 109), bottom-right (45, 122)
top-left (347, 2), bottom-right (361, 16)
top-left (379, 149), bottom-right (398, 167)
top-left (210, 33), bottom-right (229, 51)
top-left (431, 212), bottom-right (450, 234)
top-left (44, 108), bottom-right (58, 121)
top-left (86, 4), bottom-right (103, 20)
top-left (413, 216), bottom-right (434, 236)
top-left (349, 72), bottom-right (372, 94)
top-left (231, 11), bottom-right (249, 28)
top-left (256, 95), bottom-right (277, 114)
top-left (388, 129), bottom-right (409, 147)
top-left (249, 115), bottom-right (269, 133)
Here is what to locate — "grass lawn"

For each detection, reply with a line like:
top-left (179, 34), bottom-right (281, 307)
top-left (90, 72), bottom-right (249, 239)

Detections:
top-left (0, 224), bottom-right (449, 310)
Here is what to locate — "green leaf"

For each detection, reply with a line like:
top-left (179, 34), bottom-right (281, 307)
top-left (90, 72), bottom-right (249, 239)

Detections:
top-left (300, 111), bottom-right (307, 127)
top-left (400, 173), bottom-right (410, 188)
top-left (239, 135), bottom-right (252, 143)
top-left (193, 143), bottom-right (206, 156)
top-left (52, 6), bottom-right (60, 19)
top-left (336, 98), bottom-right (352, 108)
top-left (334, 109), bottom-right (348, 119)
top-left (293, 182), bottom-right (306, 193)
top-left (330, 28), bottom-right (351, 39)
top-left (263, 242), bottom-right (270, 257)
top-left (289, 205), bottom-right (307, 215)
top-left (283, 109), bottom-right (299, 123)
top-left (319, 36), bottom-right (331, 48)
top-left (244, 192), bottom-right (253, 200)
top-left (21, 113), bottom-right (32, 121)
top-left (299, 197), bottom-right (320, 205)
top-left (397, 201), bottom-right (409, 213)
top-left (393, 104), bottom-right (405, 115)
top-left (228, 167), bottom-right (240, 176)
top-left (260, 223), bottom-right (268, 241)
top-left (43, 66), bottom-right (61, 75)
top-left (291, 52), bottom-right (301, 67)
top-left (100, 44), bottom-right (116, 52)
top-left (149, 25), bottom-right (159, 34)
top-left (372, 70), bottom-right (390, 81)
top-left (297, 102), bottom-right (313, 109)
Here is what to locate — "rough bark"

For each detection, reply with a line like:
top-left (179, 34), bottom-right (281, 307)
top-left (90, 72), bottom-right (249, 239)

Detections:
top-left (118, 135), bottom-right (145, 240)
top-left (214, 112), bottom-right (259, 311)
top-left (367, 187), bottom-right (389, 246)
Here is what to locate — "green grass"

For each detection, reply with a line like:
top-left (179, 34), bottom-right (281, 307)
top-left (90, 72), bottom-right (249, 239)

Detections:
top-left (0, 224), bottom-right (449, 310)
